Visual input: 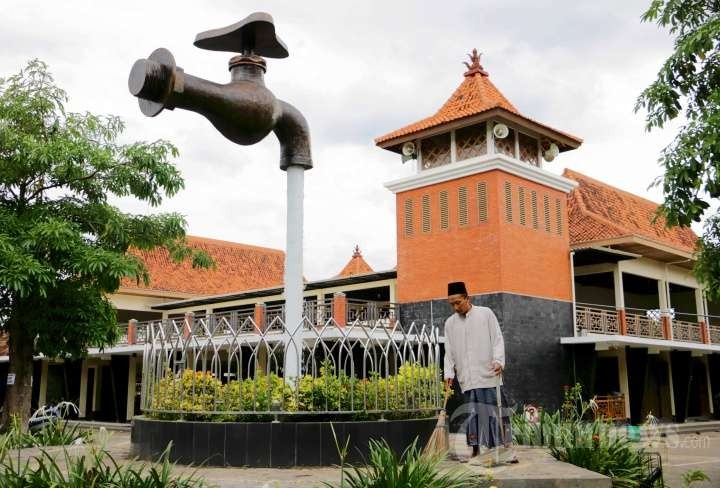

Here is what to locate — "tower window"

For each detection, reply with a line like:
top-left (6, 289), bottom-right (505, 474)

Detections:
top-left (477, 182), bottom-right (488, 223)
top-left (440, 190), bottom-right (449, 229)
top-left (458, 186), bottom-right (468, 226)
top-left (404, 199), bottom-right (414, 236)
top-left (531, 190), bottom-right (538, 228)
top-left (543, 195), bottom-right (551, 233)
top-left (456, 123), bottom-right (487, 161)
top-left (421, 133), bottom-right (451, 170)
top-left (555, 198), bottom-right (563, 235)
top-left (518, 187), bottom-right (527, 226)
top-left (495, 128), bottom-right (516, 158)
top-left (422, 194), bottom-right (431, 233)
top-left (519, 132), bottom-right (539, 166)
top-left (504, 182), bottom-right (512, 223)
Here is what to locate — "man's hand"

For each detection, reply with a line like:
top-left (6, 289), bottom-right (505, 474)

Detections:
top-left (492, 361), bottom-right (503, 376)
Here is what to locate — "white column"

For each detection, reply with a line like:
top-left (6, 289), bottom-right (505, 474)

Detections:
top-left (571, 251), bottom-right (577, 336)
top-left (666, 351), bottom-right (676, 417)
top-left (79, 360), bottom-right (88, 418)
top-left (38, 360), bottom-right (49, 407)
top-left (93, 366), bottom-right (102, 412)
top-left (284, 166), bottom-right (304, 381)
top-left (613, 266), bottom-right (625, 309)
top-left (126, 357), bottom-right (137, 422)
top-left (658, 279), bottom-right (672, 340)
top-left (617, 348), bottom-right (631, 421)
top-left (450, 130), bottom-right (457, 164)
top-left (704, 355), bottom-right (714, 414)
top-left (695, 289), bottom-right (707, 322)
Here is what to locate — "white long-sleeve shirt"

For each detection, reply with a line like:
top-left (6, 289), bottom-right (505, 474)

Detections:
top-left (443, 305), bottom-right (505, 391)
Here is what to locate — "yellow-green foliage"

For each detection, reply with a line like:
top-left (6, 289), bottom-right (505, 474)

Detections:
top-left (150, 363), bottom-right (441, 421)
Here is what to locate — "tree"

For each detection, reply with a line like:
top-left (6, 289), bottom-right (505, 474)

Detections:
top-left (635, 0), bottom-right (720, 300)
top-left (0, 60), bottom-right (212, 427)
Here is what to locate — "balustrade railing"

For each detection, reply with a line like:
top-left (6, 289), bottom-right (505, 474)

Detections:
top-left (708, 324), bottom-right (720, 345)
top-left (575, 304), bottom-right (710, 343)
top-left (672, 320), bottom-right (703, 343)
top-left (593, 395), bottom-right (626, 420)
top-left (575, 306), bottom-right (619, 334)
top-left (625, 312), bottom-right (665, 339)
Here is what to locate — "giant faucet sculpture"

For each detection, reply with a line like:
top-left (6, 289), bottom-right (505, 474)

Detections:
top-left (128, 12), bottom-right (311, 379)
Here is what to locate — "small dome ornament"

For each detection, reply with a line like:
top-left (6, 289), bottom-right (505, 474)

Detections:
top-left (463, 49), bottom-right (489, 77)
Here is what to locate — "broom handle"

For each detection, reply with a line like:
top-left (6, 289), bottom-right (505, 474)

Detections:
top-left (496, 373), bottom-right (505, 447)
top-left (442, 382), bottom-right (452, 410)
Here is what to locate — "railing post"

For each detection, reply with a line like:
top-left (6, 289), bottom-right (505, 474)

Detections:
top-left (618, 309), bottom-right (627, 336)
top-left (699, 320), bottom-right (709, 344)
top-left (333, 292), bottom-right (347, 327)
top-left (254, 303), bottom-right (266, 332)
top-left (128, 319), bottom-right (138, 345)
top-left (183, 312), bottom-right (194, 340)
top-left (662, 315), bottom-right (672, 340)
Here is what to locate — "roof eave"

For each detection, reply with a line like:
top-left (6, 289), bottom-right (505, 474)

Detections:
top-left (570, 235), bottom-right (696, 266)
top-left (375, 108), bottom-right (583, 153)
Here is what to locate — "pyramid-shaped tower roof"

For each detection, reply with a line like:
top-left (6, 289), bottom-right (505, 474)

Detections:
top-left (375, 50), bottom-right (582, 151)
top-left (337, 245), bottom-right (374, 277)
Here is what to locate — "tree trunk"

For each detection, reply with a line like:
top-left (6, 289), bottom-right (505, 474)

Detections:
top-left (1, 320), bottom-right (34, 431)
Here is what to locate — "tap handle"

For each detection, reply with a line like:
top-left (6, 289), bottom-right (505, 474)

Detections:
top-left (194, 12), bottom-right (289, 59)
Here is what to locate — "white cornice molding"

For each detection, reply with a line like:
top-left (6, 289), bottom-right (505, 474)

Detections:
top-left (384, 154), bottom-right (579, 194)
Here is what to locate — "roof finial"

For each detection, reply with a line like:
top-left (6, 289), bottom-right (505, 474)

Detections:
top-left (463, 48), bottom-right (488, 77)
top-left (352, 245), bottom-right (362, 258)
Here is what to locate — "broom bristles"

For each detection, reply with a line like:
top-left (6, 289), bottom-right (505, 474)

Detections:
top-left (423, 410), bottom-right (449, 456)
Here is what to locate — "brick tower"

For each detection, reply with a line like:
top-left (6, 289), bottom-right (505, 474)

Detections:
top-left (375, 50), bottom-right (583, 408)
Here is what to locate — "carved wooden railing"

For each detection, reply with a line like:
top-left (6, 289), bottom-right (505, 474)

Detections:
top-left (594, 395), bottom-right (626, 420)
top-left (625, 313), bottom-right (664, 339)
top-left (575, 306), bottom-right (619, 334)
top-left (672, 320), bottom-right (703, 343)
top-left (708, 325), bottom-right (720, 345)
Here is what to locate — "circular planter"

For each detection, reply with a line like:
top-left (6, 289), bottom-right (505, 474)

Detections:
top-left (131, 415), bottom-right (438, 467)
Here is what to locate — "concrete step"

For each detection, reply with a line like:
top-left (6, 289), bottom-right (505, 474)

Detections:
top-left (637, 420), bottom-right (720, 438)
top-left (68, 420), bottom-right (131, 432)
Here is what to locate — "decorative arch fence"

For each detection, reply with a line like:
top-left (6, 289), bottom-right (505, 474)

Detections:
top-left (140, 313), bottom-right (442, 419)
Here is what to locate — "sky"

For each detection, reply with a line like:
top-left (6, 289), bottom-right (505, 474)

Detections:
top-left (0, 0), bottom-right (686, 280)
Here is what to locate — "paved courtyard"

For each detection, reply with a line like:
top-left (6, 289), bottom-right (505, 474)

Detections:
top-left (11, 429), bottom-right (720, 487)
top-left (644, 430), bottom-right (720, 488)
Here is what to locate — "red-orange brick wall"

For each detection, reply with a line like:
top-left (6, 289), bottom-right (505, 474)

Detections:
top-left (395, 169), bottom-right (572, 303)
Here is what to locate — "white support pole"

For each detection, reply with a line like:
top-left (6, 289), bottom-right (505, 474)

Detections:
top-left (38, 360), bottom-right (49, 407)
top-left (284, 166), bottom-right (304, 381)
top-left (617, 348), bottom-right (631, 422)
top-left (613, 265), bottom-right (625, 310)
top-left (79, 360), bottom-right (89, 418)
top-left (126, 357), bottom-right (137, 422)
top-left (704, 355), bottom-right (714, 414)
top-left (570, 251), bottom-right (577, 336)
top-left (666, 351), bottom-right (676, 418)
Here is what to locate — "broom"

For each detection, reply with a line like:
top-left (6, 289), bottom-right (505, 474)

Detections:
top-left (424, 384), bottom-right (452, 456)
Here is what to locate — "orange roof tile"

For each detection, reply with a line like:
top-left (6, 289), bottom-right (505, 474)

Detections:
top-left (121, 236), bottom-right (285, 296)
top-left (337, 245), bottom-right (374, 277)
top-left (564, 169), bottom-right (697, 254)
top-left (375, 50), bottom-right (581, 147)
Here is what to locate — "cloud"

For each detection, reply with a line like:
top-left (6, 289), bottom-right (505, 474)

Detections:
top-left (0, 0), bottom-right (691, 280)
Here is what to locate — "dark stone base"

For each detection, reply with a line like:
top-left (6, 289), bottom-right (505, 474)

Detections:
top-left (398, 292), bottom-right (574, 431)
top-left (131, 416), bottom-right (437, 467)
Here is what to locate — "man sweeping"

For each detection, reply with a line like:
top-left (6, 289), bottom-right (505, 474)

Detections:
top-left (443, 281), bottom-right (516, 464)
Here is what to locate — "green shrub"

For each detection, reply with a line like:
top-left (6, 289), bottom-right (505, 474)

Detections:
top-left (148, 363), bottom-right (442, 421)
top-left (550, 436), bottom-right (653, 488)
top-left (513, 384), bottom-right (658, 488)
top-left (324, 438), bottom-right (480, 488)
top-left (0, 414), bottom-right (89, 452)
top-left (0, 444), bottom-right (208, 487)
